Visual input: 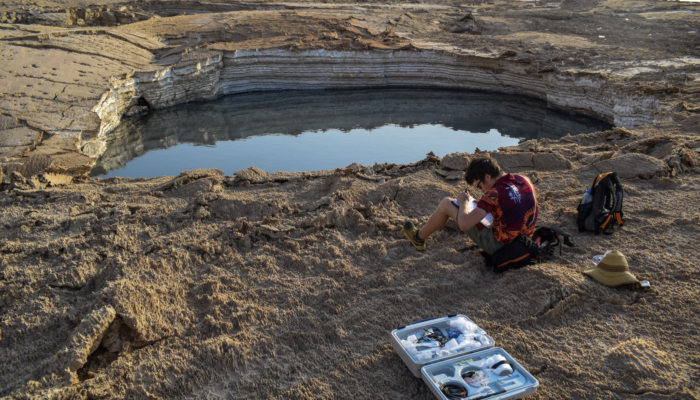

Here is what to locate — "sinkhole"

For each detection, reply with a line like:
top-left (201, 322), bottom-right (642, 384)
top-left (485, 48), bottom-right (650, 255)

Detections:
top-left (90, 89), bottom-right (612, 178)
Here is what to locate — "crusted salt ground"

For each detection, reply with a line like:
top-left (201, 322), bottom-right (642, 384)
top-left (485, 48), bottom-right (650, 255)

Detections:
top-left (1, 128), bottom-right (699, 398)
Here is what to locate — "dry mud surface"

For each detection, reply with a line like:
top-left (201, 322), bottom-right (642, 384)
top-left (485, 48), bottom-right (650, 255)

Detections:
top-left (1, 0), bottom-right (700, 398)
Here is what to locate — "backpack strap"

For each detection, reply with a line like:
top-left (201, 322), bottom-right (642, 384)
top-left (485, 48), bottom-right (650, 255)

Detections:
top-left (611, 172), bottom-right (624, 226)
top-left (592, 172), bottom-right (612, 188)
top-left (613, 211), bottom-right (624, 226)
top-left (494, 253), bottom-right (532, 270)
top-left (592, 173), bottom-right (618, 235)
top-left (601, 215), bottom-right (615, 235)
top-left (587, 172), bottom-right (611, 235)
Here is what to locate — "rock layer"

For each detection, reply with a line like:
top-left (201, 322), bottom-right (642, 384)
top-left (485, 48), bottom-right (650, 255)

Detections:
top-left (100, 47), bottom-right (660, 131)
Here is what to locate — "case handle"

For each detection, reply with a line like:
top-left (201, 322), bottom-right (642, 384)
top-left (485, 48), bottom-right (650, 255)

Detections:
top-left (397, 315), bottom-right (458, 330)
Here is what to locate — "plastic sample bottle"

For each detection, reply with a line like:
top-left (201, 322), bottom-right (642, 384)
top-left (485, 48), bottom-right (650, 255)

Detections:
top-left (592, 250), bottom-right (613, 265)
top-left (581, 190), bottom-right (592, 204)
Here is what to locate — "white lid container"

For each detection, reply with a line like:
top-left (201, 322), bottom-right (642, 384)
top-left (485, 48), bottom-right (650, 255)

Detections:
top-left (390, 314), bottom-right (495, 378)
top-left (420, 347), bottom-right (539, 400)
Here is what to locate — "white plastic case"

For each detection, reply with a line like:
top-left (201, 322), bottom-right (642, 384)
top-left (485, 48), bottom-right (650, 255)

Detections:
top-left (390, 314), bottom-right (495, 378)
top-left (421, 347), bottom-right (539, 400)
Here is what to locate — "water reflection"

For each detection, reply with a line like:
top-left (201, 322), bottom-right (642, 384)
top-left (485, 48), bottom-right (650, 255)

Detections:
top-left (91, 89), bottom-right (611, 177)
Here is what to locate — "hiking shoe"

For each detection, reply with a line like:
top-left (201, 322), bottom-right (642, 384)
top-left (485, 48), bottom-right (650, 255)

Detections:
top-left (403, 221), bottom-right (426, 251)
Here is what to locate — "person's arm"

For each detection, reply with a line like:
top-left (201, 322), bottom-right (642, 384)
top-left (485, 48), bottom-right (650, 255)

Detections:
top-left (457, 205), bottom-right (487, 232)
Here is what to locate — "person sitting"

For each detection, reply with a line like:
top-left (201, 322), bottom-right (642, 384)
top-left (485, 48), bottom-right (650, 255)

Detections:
top-left (403, 157), bottom-right (538, 255)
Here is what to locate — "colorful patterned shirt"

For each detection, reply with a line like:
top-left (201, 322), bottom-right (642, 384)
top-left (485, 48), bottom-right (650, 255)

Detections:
top-left (476, 174), bottom-right (538, 245)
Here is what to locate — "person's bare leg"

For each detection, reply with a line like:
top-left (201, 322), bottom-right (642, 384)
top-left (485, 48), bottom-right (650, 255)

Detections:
top-left (418, 198), bottom-right (458, 239)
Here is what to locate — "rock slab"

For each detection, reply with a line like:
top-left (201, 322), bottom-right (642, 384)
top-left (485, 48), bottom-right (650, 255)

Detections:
top-left (593, 153), bottom-right (668, 179)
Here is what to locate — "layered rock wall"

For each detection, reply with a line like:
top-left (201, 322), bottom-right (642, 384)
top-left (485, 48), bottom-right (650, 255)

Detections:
top-left (93, 47), bottom-right (659, 158)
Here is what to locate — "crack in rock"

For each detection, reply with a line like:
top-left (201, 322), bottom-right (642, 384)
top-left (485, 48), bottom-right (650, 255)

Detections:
top-left (51, 305), bottom-right (116, 379)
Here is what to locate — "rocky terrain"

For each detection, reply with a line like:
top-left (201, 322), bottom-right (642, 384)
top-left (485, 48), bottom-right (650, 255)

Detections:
top-left (1, 0), bottom-right (699, 398)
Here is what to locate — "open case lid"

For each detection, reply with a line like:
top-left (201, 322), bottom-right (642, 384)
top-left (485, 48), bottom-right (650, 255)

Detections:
top-left (391, 314), bottom-right (495, 366)
top-left (421, 347), bottom-right (539, 400)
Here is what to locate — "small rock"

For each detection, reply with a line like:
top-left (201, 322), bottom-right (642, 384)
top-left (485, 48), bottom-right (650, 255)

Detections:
top-left (195, 207), bottom-right (210, 220)
top-left (125, 105), bottom-right (149, 117)
top-left (373, 162), bottom-right (387, 173)
top-left (320, 31), bottom-right (338, 40)
top-left (612, 127), bottom-right (633, 137)
top-left (0, 114), bottom-right (20, 130)
top-left (445, 170), bottom-right (464, 180)
top-left (442, 12), bottom-right (480, 34)
top-left (680, 148), bottom-right (699, 167)
top-left (81, 140), bottom-right (106, 159)
top-left (10, 171), bottom-right (26, 184)
top-left (499, 50), bottom-right (517, 58)
top-left (436, 168), bottom-right (464, 180)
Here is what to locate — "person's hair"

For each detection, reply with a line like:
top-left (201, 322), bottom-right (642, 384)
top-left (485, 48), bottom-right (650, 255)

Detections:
top-left (465, 157), bottom-right (503, 185)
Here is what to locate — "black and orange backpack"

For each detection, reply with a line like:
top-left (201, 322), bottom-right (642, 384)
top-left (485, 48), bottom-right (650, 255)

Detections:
top-left (577, 172), bottom-right (624, 235)
top-left (487, 226), bottom-right (575, 273)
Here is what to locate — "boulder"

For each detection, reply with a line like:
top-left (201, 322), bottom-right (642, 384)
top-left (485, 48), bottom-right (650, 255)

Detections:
top-left (178, 168), bottom-right (224, 179)
top-left (40, 172), bottom-right (73, 186)
top-left (593, 153), bottom-right (668, 179)
top-left (0, 146), bottom-right (24, 159)
top-left (435, 169), bottom-right (464, 180)
top-left (490, 152), bottom-right (534, 171)
top-left (81, 139), bottom-right (107, 159)
top-left (533, 152), bottom-right (570, 171)
top-left (234, 166), bottom-right (269, 183)
top-left (646, 142), bottom-right (677, 160)
top-left (168, 179), bottom-right (212, 199)
top-left (45, 153), bottom-right (93, 176)
top-left (3, 154), bottom-right (52, 178)
top-left (158, 168), bottom-right (224, 191)
top-left (440, 152), bottom-right (470, 171)
top-left (0, 114), bottom-right (20, 130)
top-left (0, 126), bottom-right (41, 148)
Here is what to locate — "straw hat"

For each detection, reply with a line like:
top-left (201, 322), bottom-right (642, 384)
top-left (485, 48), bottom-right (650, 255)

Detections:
top-left (584, 250), bottom-right (639, 287)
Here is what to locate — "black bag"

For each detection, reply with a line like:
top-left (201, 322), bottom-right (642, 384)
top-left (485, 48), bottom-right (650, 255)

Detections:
top-left (532, 225), bottom-right (575, 257)
top-left (486, 226), bottom-right (575, 273)
top-left (577, 172), bottom-right (624, 235)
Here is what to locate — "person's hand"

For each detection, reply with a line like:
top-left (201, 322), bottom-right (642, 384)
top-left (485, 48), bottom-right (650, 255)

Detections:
top-left (457, 191), bottom-right (469, 207)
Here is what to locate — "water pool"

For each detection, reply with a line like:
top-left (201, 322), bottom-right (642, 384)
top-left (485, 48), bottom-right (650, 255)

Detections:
top-left (91, 89), bottom-right (611, 178)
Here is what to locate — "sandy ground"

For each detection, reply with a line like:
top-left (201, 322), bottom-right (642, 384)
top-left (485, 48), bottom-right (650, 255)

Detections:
top-left (1, 129), bottom-right (699, 399)
top-left (1, 0), bottom-right (700, 398)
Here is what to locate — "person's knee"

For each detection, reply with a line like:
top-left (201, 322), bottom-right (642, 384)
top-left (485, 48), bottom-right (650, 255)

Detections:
top-left (439, 197), bottom-right (454, 210)
top-left (436, 198), bottom-right (458, 219)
